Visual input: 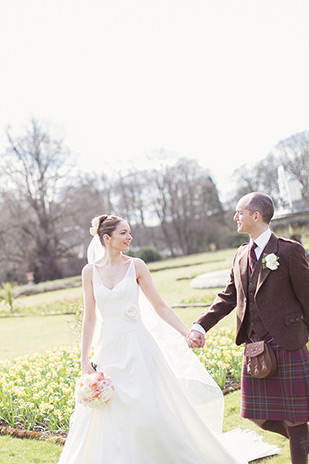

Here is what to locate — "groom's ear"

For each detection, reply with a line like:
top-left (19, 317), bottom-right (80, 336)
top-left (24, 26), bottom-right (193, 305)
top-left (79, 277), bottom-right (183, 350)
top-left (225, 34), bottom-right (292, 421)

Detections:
top-left (253, 211), bottom-right (261, 222)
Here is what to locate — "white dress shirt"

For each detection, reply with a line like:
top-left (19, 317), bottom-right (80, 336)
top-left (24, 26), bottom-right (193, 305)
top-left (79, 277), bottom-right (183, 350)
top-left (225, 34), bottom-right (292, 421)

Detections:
top-left (192, 228), bottom-right (272, 336)
top-left (252, 227), bottom-right (271, 260)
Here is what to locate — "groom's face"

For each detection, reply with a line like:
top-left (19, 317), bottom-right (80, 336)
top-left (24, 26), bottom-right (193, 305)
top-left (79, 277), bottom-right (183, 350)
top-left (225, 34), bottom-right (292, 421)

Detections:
top-left (233, 198), bottom-right (255, 235)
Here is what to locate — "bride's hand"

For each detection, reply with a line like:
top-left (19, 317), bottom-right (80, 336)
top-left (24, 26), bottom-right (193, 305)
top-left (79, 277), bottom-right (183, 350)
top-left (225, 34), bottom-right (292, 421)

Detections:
top-left (81, 361), bottom-right (97, 375)
top-left (186, 330), bottom-right (205, 349)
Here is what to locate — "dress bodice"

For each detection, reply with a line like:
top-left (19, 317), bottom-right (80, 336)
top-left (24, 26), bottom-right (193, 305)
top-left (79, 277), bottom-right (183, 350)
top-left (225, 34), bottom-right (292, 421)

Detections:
top-left (92, 259), bottom-right (140, 321)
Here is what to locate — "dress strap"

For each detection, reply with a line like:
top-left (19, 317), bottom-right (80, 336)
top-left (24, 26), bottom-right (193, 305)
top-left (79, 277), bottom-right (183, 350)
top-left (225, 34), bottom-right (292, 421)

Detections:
top-left (128, 258), bottom-right (136, 277)
top-left (127, 258), bottom-right (139, 289)
top-left (92, 263), bottom-right (102, 285)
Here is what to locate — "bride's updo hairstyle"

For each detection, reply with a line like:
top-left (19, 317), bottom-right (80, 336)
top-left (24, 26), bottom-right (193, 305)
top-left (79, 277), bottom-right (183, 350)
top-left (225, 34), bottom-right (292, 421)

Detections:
top-left (90, 214), bottom-right (124, 245)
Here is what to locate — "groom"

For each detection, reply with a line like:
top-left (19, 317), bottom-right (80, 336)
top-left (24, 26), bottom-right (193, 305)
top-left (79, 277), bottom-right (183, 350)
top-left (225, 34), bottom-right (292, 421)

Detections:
top-left (188, 192), bottom-right (309, 464)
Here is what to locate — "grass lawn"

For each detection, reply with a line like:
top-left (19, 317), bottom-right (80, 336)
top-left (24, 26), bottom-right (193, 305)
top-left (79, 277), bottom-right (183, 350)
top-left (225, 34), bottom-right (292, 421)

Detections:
top-left (0, 248), bottom-right (236, 359)
top-left (14, 287), bottom-right (83, 310)
top-left (0, 315), bottom-right (79, 360)
top-left (147, 249), bottom-right (236, 272)
top-left (0, 293), bottom-right (235, 360)
top-left (149, 249), bottom-right (235, 305)
top-left (0, 435), bottom-right (63, 464)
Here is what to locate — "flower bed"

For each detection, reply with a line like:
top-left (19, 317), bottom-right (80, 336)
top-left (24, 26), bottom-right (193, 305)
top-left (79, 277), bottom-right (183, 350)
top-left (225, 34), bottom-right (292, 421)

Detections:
top-left (194, 327), bottom-right (243, 389)
top-left (0, 346), bottom-right (80, 433)
top-left (0, 328), bottom-right (243, 434)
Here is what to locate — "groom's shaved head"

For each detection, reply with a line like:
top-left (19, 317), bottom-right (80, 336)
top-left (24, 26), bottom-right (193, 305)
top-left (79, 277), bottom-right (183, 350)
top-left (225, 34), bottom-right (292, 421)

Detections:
top-left (241, 192), bottom-right (274, 224)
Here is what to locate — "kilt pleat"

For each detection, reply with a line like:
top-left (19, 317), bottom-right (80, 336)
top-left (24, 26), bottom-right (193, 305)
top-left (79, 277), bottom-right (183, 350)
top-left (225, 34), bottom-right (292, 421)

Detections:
top-left (240, 340), bottom-right (309, 422)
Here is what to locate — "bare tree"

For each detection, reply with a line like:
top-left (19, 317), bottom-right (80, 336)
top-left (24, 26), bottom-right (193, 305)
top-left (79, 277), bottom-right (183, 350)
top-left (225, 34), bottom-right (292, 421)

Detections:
top-left (0, 119), bottom-right (76, 282)
top-left (113, 169), bottom-right (151, 227)
top-left (230, 153), bottom-right (280, 207)
top-left (149, 168), bottom-right (178, 256)
top-left (149, 159), bottom-right (224, 255)
top-left (60, 172), bottom-right (117, 264)
top-left (230, 131), bottom-right (309, 208)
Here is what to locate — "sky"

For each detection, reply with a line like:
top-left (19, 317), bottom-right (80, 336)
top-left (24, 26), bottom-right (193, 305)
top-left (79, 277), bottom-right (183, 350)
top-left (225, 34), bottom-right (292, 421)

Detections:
top-left (0, 0), bottom-right (308, 201)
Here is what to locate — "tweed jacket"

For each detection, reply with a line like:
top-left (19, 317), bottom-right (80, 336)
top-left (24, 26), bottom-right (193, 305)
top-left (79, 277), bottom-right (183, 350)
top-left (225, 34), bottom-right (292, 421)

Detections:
top-left (196, 233), bottom-right (309, 350)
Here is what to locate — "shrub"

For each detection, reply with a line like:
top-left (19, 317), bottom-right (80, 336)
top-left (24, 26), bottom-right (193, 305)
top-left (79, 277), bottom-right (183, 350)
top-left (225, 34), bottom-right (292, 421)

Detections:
top-left (137, 246), bottom-right (163, 263)
top-left (0, 282), bottom-right (18, 312)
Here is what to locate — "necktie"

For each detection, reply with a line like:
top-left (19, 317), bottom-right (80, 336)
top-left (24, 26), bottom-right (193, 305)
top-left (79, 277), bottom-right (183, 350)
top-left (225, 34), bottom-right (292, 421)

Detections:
top-left (248, 242), bottom-right (258, 271)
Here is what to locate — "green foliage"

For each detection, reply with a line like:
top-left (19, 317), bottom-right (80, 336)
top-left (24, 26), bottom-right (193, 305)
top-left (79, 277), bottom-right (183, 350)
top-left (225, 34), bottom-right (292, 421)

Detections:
top-left (226, 232), bottom-right (248, 249)
top-left (0, 346), bottom-right (80, 432)
top-left (194, 327), bottom-right (243, 388)
top-left (0, 295), bottom-right (83, 317)
top-left (137, 246), bottom-right (163, 262)
top-left (181, 294), bottom-right (213, 304)
top-left (0, 282), bottom-right (18, 313)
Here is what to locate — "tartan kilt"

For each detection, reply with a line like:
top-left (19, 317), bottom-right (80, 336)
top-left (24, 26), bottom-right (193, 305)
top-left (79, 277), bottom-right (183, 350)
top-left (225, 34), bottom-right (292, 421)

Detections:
top-left (240, 339), bottom-right (309, 422)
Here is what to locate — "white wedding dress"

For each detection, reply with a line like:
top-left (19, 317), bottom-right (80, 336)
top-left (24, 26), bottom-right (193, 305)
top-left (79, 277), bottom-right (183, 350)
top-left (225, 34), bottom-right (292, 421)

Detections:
top-left (57, 258), bottom-right (277, 464)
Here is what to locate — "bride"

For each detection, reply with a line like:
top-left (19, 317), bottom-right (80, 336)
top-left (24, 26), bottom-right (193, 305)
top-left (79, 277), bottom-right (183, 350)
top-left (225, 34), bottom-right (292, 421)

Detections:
top-left (57, 214), bottom-right (271, 464)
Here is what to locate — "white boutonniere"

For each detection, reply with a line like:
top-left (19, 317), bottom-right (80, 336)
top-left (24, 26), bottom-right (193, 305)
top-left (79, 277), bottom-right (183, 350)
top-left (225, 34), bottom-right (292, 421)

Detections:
top-left (262, 253), bottom-right (280, 270)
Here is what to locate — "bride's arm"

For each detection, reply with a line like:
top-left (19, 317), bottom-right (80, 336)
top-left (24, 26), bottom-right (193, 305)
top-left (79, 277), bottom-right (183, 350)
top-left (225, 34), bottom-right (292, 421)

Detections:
top-left (135, 258), bottom-right (189, 338)
top-left (80, 264), bottom-right (97, 374)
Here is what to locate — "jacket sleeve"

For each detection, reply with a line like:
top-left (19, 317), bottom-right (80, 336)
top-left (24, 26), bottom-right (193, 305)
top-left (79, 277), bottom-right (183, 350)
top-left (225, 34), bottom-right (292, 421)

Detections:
top-left (288, 241), bottom-right (309, 330)
top-left (195, 259), bottom-right (237, 333)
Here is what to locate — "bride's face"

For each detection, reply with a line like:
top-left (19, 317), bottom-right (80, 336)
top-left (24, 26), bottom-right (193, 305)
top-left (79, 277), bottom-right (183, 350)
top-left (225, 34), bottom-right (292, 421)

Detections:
top-left (107, 221), bottom-right (132, 252)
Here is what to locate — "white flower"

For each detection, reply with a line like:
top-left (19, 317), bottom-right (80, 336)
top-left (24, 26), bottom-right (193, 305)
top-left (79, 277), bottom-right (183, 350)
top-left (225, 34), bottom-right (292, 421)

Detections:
top-left (264, 253), bottom-right (280, 270)
top-left (89, 216), bottom-right (101, 236)
top-left (124, 304), bottom-right (141, 321)
top-left (80, 374), bottom-right (93, 388)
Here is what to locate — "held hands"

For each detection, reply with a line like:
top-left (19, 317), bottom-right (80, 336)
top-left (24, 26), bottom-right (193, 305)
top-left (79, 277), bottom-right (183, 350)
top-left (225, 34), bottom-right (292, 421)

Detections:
top-left (186, 330), bottom-right (205, 349)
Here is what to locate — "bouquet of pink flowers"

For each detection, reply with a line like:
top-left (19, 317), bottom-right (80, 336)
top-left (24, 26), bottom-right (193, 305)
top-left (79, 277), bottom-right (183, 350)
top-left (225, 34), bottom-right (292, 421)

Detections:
top-left (75, 371), bottom-right (115, 408)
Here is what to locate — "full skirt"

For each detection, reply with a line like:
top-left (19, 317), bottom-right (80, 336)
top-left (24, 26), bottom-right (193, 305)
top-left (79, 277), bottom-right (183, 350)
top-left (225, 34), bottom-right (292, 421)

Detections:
top-left (58, 318), bottom-right (245, 464)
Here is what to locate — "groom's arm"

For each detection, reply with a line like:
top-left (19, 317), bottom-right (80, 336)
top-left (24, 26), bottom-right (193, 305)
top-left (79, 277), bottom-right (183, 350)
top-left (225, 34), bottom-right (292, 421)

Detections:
top-left (187, 266), bottom-right (237, 348)
top-left (196, 269), bottom-right (237, 331)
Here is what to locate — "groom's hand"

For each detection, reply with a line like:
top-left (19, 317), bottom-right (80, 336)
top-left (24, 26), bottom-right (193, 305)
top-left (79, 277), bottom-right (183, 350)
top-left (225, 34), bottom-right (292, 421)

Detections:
top-left (187, 330), bottom-right (205, 349)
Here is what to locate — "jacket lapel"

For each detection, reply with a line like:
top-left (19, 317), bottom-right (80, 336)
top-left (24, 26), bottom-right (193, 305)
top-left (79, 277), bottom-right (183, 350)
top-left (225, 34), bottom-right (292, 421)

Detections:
top-left (256, 233), bottom-right (279, 293)
top-left (238, 245), bottom-right (249, 295)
